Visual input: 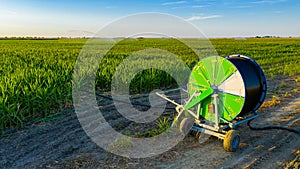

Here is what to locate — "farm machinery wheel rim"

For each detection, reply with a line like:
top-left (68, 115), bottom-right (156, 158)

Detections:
top-left (223, 130), bottom-right (240, 152)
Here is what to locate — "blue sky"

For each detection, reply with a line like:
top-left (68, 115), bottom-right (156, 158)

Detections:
top-left (0, 0), bottom-right (300, 37)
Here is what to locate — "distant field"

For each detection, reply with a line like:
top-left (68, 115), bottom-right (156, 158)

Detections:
top-left (1, 38), bottom-right (300, 130)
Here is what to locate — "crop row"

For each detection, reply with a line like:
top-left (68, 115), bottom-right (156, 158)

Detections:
top-left (0, 38), bottom-right (299, 130)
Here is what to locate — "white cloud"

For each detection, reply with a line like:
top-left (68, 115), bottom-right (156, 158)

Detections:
top-left (0, 8), bottom-right (17, 16)
top-left (105, 6), bottom-right (117, 9)
top-left (230, 5), bottom-right (253, 9)
top-left (250, 0), bottom-right (287, 4)
top-left (186, 15), bottom-right (223, 21)
top-left (191, 5), bottom-right (206, 8)
top-left (162, 1), bottom-right (187, 5)
top-left (170, 5), bottom-right (206, 9)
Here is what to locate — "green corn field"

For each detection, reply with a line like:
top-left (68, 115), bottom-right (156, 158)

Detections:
top-left (0, 38), bottom-right (300, 130)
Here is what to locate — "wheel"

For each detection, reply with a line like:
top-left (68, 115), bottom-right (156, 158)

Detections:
top-left (223, 130), bottom-right (240, 152)
top-left (196, 131), bottom-right (211, 144)
top-left (179, 118), bottom-right (194, 135)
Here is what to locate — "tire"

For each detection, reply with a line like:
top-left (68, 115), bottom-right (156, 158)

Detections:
top-left (223, 130), bottom-right (240, 152)
top-left (179, 118), bottom-right (194, 135)
top-left (197, 132), bottom-right (211, 144)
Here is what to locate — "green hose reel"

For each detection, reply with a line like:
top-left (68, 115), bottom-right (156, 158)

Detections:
top-left (187, 55), bottom-right (266, 123)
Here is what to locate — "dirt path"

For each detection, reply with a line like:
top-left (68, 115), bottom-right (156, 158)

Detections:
top-left (0, 79), bottom-right (299, 169)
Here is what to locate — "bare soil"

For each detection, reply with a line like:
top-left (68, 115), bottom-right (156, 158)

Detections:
top-left (0, 77), bottom-right (299, 169)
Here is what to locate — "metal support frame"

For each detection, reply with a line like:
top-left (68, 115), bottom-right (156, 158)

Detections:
top-left (212, 93), bottom-right (219, 129)
top-left (192, 125), bottom-right (225, 140)
top-left (156, 88), bottom-right (259, 140)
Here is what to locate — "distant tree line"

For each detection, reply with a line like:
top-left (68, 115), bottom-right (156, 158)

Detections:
top-left (0, 37), bottom-right (91, 40)
top-left (254, 35), bottom-right (294, 38)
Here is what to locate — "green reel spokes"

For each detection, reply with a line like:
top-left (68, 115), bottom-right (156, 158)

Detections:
top-left (188, 56), bottom-right (246, 123)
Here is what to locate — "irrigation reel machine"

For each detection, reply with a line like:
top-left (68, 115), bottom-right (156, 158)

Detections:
top-left (156, 55), bottom-right (267, 152)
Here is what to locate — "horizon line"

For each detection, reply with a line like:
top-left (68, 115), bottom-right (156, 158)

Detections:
top-left (0, 35), bottom-right (299, 39)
